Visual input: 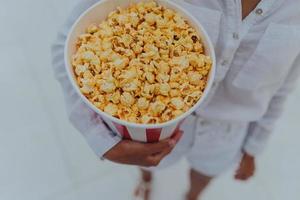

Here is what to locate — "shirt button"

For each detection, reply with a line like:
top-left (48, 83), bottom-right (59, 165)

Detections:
top-left (221, 60), bottom-right (228, 66)
top-left (255, 8), bottom-right (263, 15)
top-left (232, 32), bottom-right (239, 40)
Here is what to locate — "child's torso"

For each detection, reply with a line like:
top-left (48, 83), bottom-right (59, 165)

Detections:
top-left (175, 0), bottom-right (300, 122)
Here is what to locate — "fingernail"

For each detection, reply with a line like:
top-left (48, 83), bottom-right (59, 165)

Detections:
top-left (169, 140), bottom-right (176, 147)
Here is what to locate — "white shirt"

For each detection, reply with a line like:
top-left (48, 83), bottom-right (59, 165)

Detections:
top-left (51, 0), bottom-right (300, 157)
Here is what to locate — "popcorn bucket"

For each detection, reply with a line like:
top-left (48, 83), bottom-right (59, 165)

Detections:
top-left (65, 0), bottom-right (216, 142)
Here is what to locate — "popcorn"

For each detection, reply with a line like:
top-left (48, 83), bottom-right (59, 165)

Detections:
top-left (120, 34), bottom-right (133, 48)
top-left (164, 9), bottom-right (175, 19)
top-left (72, 1), bottom-right (212, 124)
top-left (145, 72), bottom-right (155, 83)
top-left (171, 97), bottom-right (185, 110)
top-left (120, 92), bottom-right (135, 106)
top-left (158, 83), bottom-right (171, 96)
top-left (75, 64), bottom-right (88, 76)
top-left (123, 79), bottom-right (140, 92)
top-left (137, 97), bottom-right (150, 110)
top-left (80, 85), bottom-right (93, 94)
top-left (158, 61), bottom-right (170, 74)
top-left (83, 71), bottom-right (93, 79)
top-left (112, 57), bottom-right (129, 69)
top-left (188, 71), bottom-right (203, 85)
top-left (145, 13), bottom-right (157, 25)
top-left (107, 90), bottom-right (121, 104)
top-left (104, 103), bottom-right (118, 116)
top-left (82, 51), bottom-right (100, 66)
top-left (98, 22), bottom-right (114, 37)
top-left (87, 24), bottom-right (98, 34)
top-left (162, 109), bottom-right (173, 122)
top-left (150, 101), bottom-right (166, 116)
top-left (141, 115), bottom-right (155, 124)
top-left (142, 83), bottom-right (155, 99)
top-left (100, 81), bottom-right (116, 93)
top-left (102, 38), bottom-right (113, 50)
top-left (170, 56), bottom-right (189, 69)
top-left (119, 67), bottom-right (138, 80)
top-left (173, 110), bottom-right (184, 117)
top-left (156, 73), bottom-right (170, 83)
top-left (170, 89), bottom-right (180, 97)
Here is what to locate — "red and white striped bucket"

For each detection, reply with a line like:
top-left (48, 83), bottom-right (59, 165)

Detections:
top-left (65, 0), bottom-right (216, 142)
top-left (102, 117), bottom-right (185, 142)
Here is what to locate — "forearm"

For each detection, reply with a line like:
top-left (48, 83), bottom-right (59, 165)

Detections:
top-left (51, 0), bottom-right (121, 158)
top-left (243, 56), bottom-right (300, 156)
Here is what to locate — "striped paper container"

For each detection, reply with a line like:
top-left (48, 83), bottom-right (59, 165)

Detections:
top-left (102, 117), bottom-right (185, 142)
top-left (65, 0), bottom-right (216, 142)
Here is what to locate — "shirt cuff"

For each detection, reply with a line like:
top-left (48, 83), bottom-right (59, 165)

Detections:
top-left (84, 123), bottom-right (122, 158)
top-left (243, 124), bottom-right (271, 156)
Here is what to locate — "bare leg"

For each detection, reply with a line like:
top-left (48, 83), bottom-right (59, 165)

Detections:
top-left (134, 168), bottom-right (153, 200)
top-left (186, 168), bottom-right (212, 200)
top-left (141, 168), bottom-right (152, 182)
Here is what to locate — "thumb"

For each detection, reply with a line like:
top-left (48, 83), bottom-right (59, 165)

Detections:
top-left (144, 139), bottom-right (175, 155)
top-left (171, 129), bottom-right (183, 143)
top-left (142, 130), bottom-right (183, 155)
top-left (147, 144), bottom-right (174, 165)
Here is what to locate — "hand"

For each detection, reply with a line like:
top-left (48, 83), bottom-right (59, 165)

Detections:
top-left (235, 152), bottom-right (256, 181)
top-left (103, 130), bottom-right (183, 167)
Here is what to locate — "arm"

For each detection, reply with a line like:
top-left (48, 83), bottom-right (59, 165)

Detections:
top-left (235, 54), bottom-right (300, 180)
top-left (51, 0), bottom-right (181, 165)
top-left (51, 0), bottom-right (121, 157)
top-left (243, 54), bottom-right (300, 156)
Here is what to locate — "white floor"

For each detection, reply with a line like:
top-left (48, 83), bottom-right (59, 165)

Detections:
top-left (0, 0), bottom-right (299, 200)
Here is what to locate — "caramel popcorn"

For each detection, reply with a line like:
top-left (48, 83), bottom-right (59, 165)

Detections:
top-left (72, 1), bottom-right (212, 124)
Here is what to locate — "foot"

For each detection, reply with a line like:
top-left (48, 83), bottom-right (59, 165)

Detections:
top-left (185, 168), bottom-right (212, 200)
top-left (185, 192), bottom-right (198, 200)
top-left (134, 170), bottom-right (152, 200)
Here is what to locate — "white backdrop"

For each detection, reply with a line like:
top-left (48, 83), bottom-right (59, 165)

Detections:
top-left (0, 0), bottom-right (299, 200)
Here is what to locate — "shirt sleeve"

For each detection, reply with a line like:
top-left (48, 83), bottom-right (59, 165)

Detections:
top-left (243, 54), bottom-right (300, 156)
top-left (51, 0), bottom-right (121, 158)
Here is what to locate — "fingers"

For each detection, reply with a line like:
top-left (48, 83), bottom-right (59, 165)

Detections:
top-left (143, 139), bottom-right (175, 154)
top-left (142, 131), bottom-right (184, 167)
top-left (235, 170), bottom-right (254, 181)
top-left (153, 144), bottom-right (173, 159)
top-left (235, 167), bottom-right (253, 180)
top-left (171, 129), bottom-right (183, 142)
top-left (145, 129), bottom-right (184, 154)
top-left (234, 164), bottom-right (255, 181)
top-left (115, 130), bottom-right (184, 167)
top-left (235, 153), bottom-right (256, 181)
top-left (144, 147), bottom-right (173, 167)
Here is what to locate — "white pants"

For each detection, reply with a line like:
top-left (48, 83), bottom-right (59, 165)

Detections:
top-left (146, 115), bottom-right (249, 177)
